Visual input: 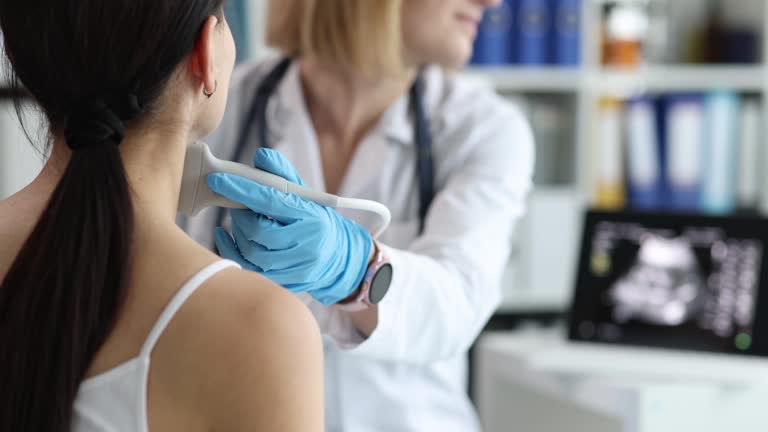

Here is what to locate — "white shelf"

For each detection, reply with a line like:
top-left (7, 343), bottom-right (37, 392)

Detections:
top-left (463, 65), bottom-right (766, 94)
top-left (497, 290), bottom-right (570, 313)
top-left (592, 65), bottom-right (767, 94)
top-left (464, 67), bottom-right (582, 93)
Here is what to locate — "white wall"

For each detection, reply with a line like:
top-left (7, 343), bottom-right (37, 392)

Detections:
top-left (721, 0), bottom-right (766, 29)
top-left (246, 0), bottom-right (272, 60)
top-left (0, 33), bottom-right (45, 199)
top-left (0, 103), bottom-right (45, 199)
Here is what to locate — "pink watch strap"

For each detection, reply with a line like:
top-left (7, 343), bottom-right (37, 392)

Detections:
top-left (337, 242), bottom-right (391, 311)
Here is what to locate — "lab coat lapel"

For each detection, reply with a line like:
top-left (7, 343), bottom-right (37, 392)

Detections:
top-left (332, 134), bottom-right (396, 232)
top-left (336, 95), bottom-right (412, 200)
top-left (267, 64), bottom-right (327, 192)
top-left (336, 134), bottom-right (392, 200)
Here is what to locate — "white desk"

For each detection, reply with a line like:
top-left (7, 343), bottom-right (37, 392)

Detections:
top-left (473, 329), bottom-right (768, 432)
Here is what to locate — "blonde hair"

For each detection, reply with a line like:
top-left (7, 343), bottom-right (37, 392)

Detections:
top-left (267, 0), bottom-right (403, 77)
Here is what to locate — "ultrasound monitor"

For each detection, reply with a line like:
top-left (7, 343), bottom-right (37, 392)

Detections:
top-left (569, 211), bottom-right (768, 357)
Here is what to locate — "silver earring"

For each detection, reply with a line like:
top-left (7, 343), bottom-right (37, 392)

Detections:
top-left (203, 80), bottom-right (218, 98)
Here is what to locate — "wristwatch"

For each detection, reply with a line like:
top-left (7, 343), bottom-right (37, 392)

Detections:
top-left (337, 241), bottom-right (393, 311)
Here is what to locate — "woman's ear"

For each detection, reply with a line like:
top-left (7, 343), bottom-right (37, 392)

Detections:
top-left (190, 16), bottom-right (219, 95)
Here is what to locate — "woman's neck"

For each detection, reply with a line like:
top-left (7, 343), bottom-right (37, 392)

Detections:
top-left (299, 58), bottom-right (416, 149)
top-left (38, 125), bottom-right (190, 225)
top-left (120, 126), bottom-right (191, 223)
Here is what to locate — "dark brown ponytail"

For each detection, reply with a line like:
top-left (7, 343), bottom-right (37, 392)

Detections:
top-left (0, 0), bottom-right (223, 430)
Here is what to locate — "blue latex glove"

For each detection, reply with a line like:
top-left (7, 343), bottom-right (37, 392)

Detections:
top-left (206, 149), bottom-right (373, 305)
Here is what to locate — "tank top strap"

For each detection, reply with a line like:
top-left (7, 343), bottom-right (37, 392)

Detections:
top-left (140, 260), bottom-right (241, 357)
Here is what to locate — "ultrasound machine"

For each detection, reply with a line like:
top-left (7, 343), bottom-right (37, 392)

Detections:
top-left (528, 210), bottom-right (768, 384)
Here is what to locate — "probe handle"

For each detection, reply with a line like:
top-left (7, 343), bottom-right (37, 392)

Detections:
top-left (208, 157), bottom-right (340, 208)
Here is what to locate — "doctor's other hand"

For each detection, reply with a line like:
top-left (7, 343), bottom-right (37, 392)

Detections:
top-left (206, 149), bottom-right (374, 305)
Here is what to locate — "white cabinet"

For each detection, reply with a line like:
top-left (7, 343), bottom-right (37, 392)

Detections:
top-left (474, 330), bottom-right (768, 432)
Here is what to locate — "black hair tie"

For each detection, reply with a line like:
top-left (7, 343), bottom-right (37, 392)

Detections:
top-left (112, 92), bottom-right (144, 121)
top-left (65, 92), bottom-right (144, 151)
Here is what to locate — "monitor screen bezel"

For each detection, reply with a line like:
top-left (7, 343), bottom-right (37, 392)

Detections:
top-left (568, 210), bottom-right (768, 357)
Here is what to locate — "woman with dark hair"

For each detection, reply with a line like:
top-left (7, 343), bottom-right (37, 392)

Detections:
top-left (0, 1), bottom-right (323, 431)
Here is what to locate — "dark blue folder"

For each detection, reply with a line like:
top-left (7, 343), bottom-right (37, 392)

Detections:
top-left (662, 94), bottom-right (705, 212)
top-left (516, 0), bottom-right (550, 65)
top-left (471, 0), bottom-right (515, 65)
top-left (551, 0), bottom-right (581, 66)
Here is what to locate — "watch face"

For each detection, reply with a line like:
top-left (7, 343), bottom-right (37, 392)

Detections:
top-left (369, 263), bottom-right (393, 304)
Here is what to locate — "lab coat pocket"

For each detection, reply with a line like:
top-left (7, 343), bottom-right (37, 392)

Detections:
top-left (380, 218), bottom-right (420, 249)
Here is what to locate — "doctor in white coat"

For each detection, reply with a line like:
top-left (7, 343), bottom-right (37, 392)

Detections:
top-left (187, 0), bottom-right (534, 430)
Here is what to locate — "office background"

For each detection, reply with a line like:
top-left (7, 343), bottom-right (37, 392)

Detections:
top-left (3, 1), bottom-right (768, 430)
top-left (4, 1), bottom-right (767, 314)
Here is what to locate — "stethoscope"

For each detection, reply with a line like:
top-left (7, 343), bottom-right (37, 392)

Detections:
top-left (219, 57), bottom-right (436, 234)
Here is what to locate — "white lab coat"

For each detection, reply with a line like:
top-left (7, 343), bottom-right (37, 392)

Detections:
top-left (186, 58), bottom-right (534, 432)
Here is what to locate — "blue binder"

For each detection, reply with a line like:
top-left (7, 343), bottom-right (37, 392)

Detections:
top-left (701, 91), bottom-right (740, 215)
top-left (625, 96), bottom-right (663, 209)
top-left (654, 97), bottom-right (671, 208)
top-left (471, 0), bottom-right (515, 65)
top-left (225, 0), bottom-right (250, 64)
top-left (516, 0), bottom-right (551, 65)
top-left (551, 0), bottom-right (581, 66)
top-left (663, 94), bottom-right (705, 212)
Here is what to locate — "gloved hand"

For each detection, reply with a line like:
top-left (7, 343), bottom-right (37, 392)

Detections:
top-left (206, 149), bottom-right (374, 305)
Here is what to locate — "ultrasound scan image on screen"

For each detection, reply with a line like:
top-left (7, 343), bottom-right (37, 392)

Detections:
top-left (570, 214), bottom-right (768, 355)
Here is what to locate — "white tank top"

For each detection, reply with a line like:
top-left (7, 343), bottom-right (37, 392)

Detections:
top-left (71, 260), bottom-right (240, 432)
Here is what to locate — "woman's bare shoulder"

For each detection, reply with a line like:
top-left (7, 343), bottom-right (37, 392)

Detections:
top-left (189, 265), bottom-right (320, 336)
top-left (150, 263), bottom-right (324, 431)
